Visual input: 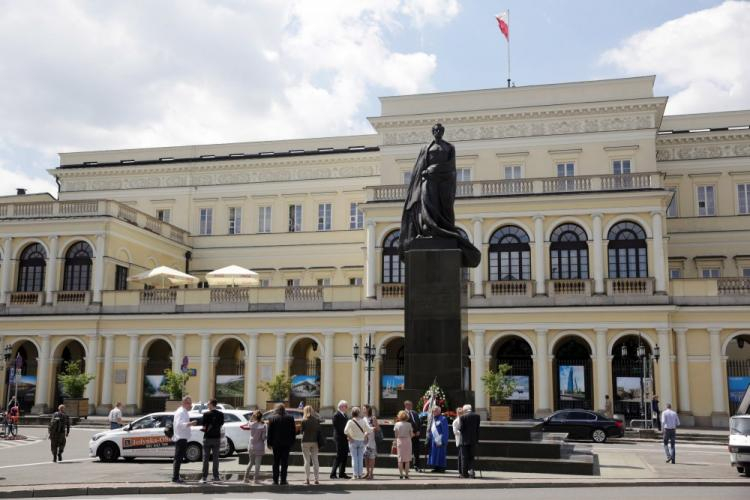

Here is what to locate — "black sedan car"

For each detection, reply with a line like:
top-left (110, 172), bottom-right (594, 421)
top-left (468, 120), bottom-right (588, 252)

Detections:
top-left (541, 410), bottom-right (624, 443)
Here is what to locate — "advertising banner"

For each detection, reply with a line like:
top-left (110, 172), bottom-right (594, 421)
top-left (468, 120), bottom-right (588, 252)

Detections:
top-left (507, 375), bottom-right (530, 401)
top-left (559, 365), bottom-right (585, 401)
top-left (381, 375), bottom-right (405, 399)
top-left (291, 375), bottom-right (320, 398)
top-left (616, 376), bottom-right (643, 402)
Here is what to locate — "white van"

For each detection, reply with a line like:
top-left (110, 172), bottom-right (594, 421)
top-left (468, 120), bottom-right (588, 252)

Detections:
top-left (729, 414), bottom-right (750, 477)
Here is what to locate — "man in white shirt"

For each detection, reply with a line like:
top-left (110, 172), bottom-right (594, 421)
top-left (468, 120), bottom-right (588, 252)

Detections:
top-left (108, 402), bottom-right (123, 430)
top-left (661, 403), bottom-right (680, 464)
top-left (172, 396), bottom-right (196, 483)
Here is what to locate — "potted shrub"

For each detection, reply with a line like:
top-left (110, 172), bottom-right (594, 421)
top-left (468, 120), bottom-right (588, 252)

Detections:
top-left (57, 360), bottom-right (95, 417)
top-left (161, 369), bottom-right (190, 411)
top-left (259, 372), bottom-right (292, 410)
top-left (481, 363), bottom-right (517, 421)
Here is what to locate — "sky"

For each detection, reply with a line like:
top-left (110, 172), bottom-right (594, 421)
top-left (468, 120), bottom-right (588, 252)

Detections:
top-left (0, 0), bottom-right (748, 197)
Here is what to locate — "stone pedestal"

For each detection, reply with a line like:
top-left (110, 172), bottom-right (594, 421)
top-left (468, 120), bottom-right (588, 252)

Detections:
top-left (402, 238), bottom-right (473, 406)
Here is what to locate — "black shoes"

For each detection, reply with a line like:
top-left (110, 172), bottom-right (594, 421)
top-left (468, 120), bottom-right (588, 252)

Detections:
top-left (339, 473), bottom-right (351, 479)
top-left (58, 454), bottom-right (63, 461)
top-left (330, 474), bottom-right (337, 479)
top-left (172, 478), bottom-right (185, 484)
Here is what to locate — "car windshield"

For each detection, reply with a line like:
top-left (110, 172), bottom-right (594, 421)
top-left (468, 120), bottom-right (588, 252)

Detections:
top-left (730, 418), bottom-right (750, 435)
top-left (130, 415), bottom-right (160, 430)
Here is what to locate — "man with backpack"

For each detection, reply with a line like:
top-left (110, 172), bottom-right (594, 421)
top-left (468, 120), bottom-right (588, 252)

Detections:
top-left (48, 404), bottom-right (70, 462)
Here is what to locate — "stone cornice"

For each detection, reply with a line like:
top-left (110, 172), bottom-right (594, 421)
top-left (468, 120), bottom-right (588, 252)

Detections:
top-left (656, 130), bottom-right (750, 161)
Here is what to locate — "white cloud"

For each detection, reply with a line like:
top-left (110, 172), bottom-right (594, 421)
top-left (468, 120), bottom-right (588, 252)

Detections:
top-left (0, 0), bottom-right (460, 196)
top-left (599, 0), bottom-right (750, 114)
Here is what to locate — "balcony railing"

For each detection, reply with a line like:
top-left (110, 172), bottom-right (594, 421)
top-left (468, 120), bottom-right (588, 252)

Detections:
top-left (717, 278), bottom-right (750, 295)
top-left (607, 277), bottom-right (654, 295)
top-left (367, 172), bottom-right (662, 202)
top-left (54, 291), bottom-right (90, 304)
top-left (285, 286), bottom-right (323, 302)
top-left (141, 288), bottom-right (177, 304)
top-left (486, 280), bottom-right (532, 296)
top-left (8, 291), bottom-right (43, 306)
top-left (211, 287), bottom-right (250, 303)
top-left (378, 283), bottom-right (404, 299)
top-left (0, 199), bottom-right (189, 244)
top-left (548, 279), bottom-right (592, 296)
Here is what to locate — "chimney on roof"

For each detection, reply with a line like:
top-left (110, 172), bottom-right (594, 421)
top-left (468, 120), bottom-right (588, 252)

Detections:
top-left (16, 188), bottom-right (26, 195)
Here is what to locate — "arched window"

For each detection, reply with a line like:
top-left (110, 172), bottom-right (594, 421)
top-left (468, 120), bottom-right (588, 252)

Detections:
top-left (550, 223), bottom-right (589, 279)
top-left (17, 243), bottom-right (47, 292)
top-left (608, 221), bottom-right (648, 278)
top-left (382, 230), bottom-right (404, 283)
top-left (489, 225), bottom-right (531, 280)
top-left (63, 241), bottom-right (93, 291)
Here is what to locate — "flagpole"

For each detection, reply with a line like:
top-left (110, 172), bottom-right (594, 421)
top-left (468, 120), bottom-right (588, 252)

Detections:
top-left (507, 9), bottom-right (511, 88)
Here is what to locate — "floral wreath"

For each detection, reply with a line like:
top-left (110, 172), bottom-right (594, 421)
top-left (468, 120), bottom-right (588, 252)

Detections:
top-left (417, 382), bottom-right (447, 412)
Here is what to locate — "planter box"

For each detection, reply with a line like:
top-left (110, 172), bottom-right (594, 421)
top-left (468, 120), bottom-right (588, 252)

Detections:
top-left (165, 400), bottom-right (182, 412)
top-left (490, 405), bottom-right (511, 421)
top-left (63, 398), bottom-right (89, 418)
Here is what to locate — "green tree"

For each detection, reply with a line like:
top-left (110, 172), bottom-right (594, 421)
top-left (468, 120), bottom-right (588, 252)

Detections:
top-left (259, 372), bottom-right (292, 401)
top-left (57, 360), bottom-right (95, 399)
top-left (481, 363), bottom-right (517, 404)
top-left (161, 369), bottom-right (190, 400)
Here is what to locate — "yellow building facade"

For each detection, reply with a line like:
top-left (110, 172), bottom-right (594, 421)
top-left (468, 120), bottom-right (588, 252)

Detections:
top-left (1, 76), bottom-right (749, 427)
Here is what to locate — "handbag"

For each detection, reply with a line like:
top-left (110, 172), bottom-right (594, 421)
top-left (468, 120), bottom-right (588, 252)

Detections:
top-left (390, 440), bottom-right (398, 455)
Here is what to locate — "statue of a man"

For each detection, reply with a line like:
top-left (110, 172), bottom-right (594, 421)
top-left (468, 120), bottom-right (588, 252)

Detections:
top-left (399, 123), bottom-right (481, 268)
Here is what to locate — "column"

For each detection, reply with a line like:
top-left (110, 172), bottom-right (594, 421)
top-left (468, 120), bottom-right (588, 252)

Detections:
top-left (45, 236), bottom-right (59, 304)
top-left (321, 331), bottom-right (335, 413)
top-left (245, 333), bottom-right (258, 409)
top-left (657, 328), bottom-right (674, 407)
top-left (100, 334), bottom-right (115, 410)
top-left (172, 333), bottom-right (185, 373)
top-left (351, 333), bottom-right (361, 406)
top-left (125, 335), bottom-right (139, 412)
top-left (592, 213), bottom-right (604, 294)
top-left (93, 234), bottom-right (105, 303)
top-left (535, 328), bottom-right (551, 415)
top-left (651, 211), bottom-right (666, 293)
top-left (0, 335), bottom-right (4, 405)
top-left (533, 216), bottom-right (546, 295)
top-left (274, 332), bottom-right (286, 376)
top-left (472, 217), bottom-right (484, 296)
top-left (472, 330), bottom-right (487, 413)
top-left (200, 334), bottom-right (211, 402)
top-left (33, 335), bottom-right (51, 412)
top-left (365, 221), bottom-right (376, 298)
top-left (708, 328), bottom-right (726, 422)
top-left (674, 328), bottom-right (693, 423)
top-left (594, 328), bottom-right (608, 411)
top-left (84, 334), bottom-right (99, 412)
top-left (0, 237), bottom-right (11, 303)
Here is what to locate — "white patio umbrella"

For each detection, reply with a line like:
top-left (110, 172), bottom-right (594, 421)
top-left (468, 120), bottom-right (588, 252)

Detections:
top-left (127, 265), bottom-right (199, 288)
top-left (205, 265), bottom-right (260, 287)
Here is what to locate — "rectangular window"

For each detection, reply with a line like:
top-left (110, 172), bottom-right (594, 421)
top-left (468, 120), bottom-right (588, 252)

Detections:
top-left (258, 206), bottom-right (272, 233)
top-left (259, 279), bottom-right (270, 288)
top-left (697, 185), bottom-right (715, 216)
top-left (288, 204), bottom-right (302, 232)
top-left (738, 183), bottom-right (750, 215)
top-left (504, 165), bottom-right (522, 179)
top-left (156, 209), bottom-right (171, 223)
top-left (115, 265), bottom-right (128, 291)
top-left (456, 168), bottom-right (472, 182)
top-left (317, 203), bottom-right (332, 231)
top-left (701, 268), bottom-right (720, 278)
top-left (556, 162), bottom-right (575, 177)
top-left (743, 268), bottom-right (750, 278)
top-left (612, 159), bottom-right (631, 175)
top-left (317, 278), bottom-right (331, 287)
top-left (286, 278), bottom-right (300, 287)
top-left (199, 208), bottom-right (213, 235)
top-left (669, 268), bottom-right (682, 279)
top-left (228, 207), bottom-right (242, 234)
top-left (349, 277), bottom-right (363, 286)
top-left (666, 187), bottom-right (678, 218)
top-left (403, 171), bottom-right (412, 185)
top-left (349, 202), bottom-right (364, 229)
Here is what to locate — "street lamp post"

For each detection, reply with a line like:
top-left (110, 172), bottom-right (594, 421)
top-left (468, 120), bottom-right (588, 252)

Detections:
top-left (622, 333), bottom-right (660, 428)
top-left (352, 334), bottom-right (386, 407)
top-left (3, 344), bottom-right (12, 408)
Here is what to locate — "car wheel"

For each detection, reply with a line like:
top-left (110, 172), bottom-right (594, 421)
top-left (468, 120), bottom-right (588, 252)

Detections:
top-left (591, 429), bottom-right (607, 443)
top-left (98, 442), bottom-right (120, 462)
top-left (186, 442), bottom-right (203, 462)
top-left (220, 439), bottom-right (235, 458)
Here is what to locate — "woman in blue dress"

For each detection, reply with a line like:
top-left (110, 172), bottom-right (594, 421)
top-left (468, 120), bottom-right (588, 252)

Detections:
top-left (426, 406), bottom-right (449, 472)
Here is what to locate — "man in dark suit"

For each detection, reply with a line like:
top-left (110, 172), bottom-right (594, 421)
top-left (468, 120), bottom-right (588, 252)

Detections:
top-left (266, 403), bottom-right (297, 485)
top-left (330, 400), bottom-right (350, 479)
top-left (458, 403), bottom-right (480, 478)
top-left (404, 400), bottom-right (423, 472)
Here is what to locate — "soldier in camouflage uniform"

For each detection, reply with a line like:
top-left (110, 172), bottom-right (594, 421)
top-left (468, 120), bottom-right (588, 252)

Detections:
top-left (48, 404), bottom-right (70, 462)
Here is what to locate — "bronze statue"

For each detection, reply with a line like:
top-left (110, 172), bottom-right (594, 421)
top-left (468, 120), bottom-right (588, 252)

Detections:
top-left (399, 123), bottom-right (481, 268)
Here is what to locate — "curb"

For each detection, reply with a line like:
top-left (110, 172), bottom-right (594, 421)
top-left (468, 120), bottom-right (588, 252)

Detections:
top-left (0, 479), bottom-right (747, 498)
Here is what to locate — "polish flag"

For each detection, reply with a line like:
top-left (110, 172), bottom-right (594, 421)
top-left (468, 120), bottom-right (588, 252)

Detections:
top-left (496, 11), bottom-right (509, 41)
